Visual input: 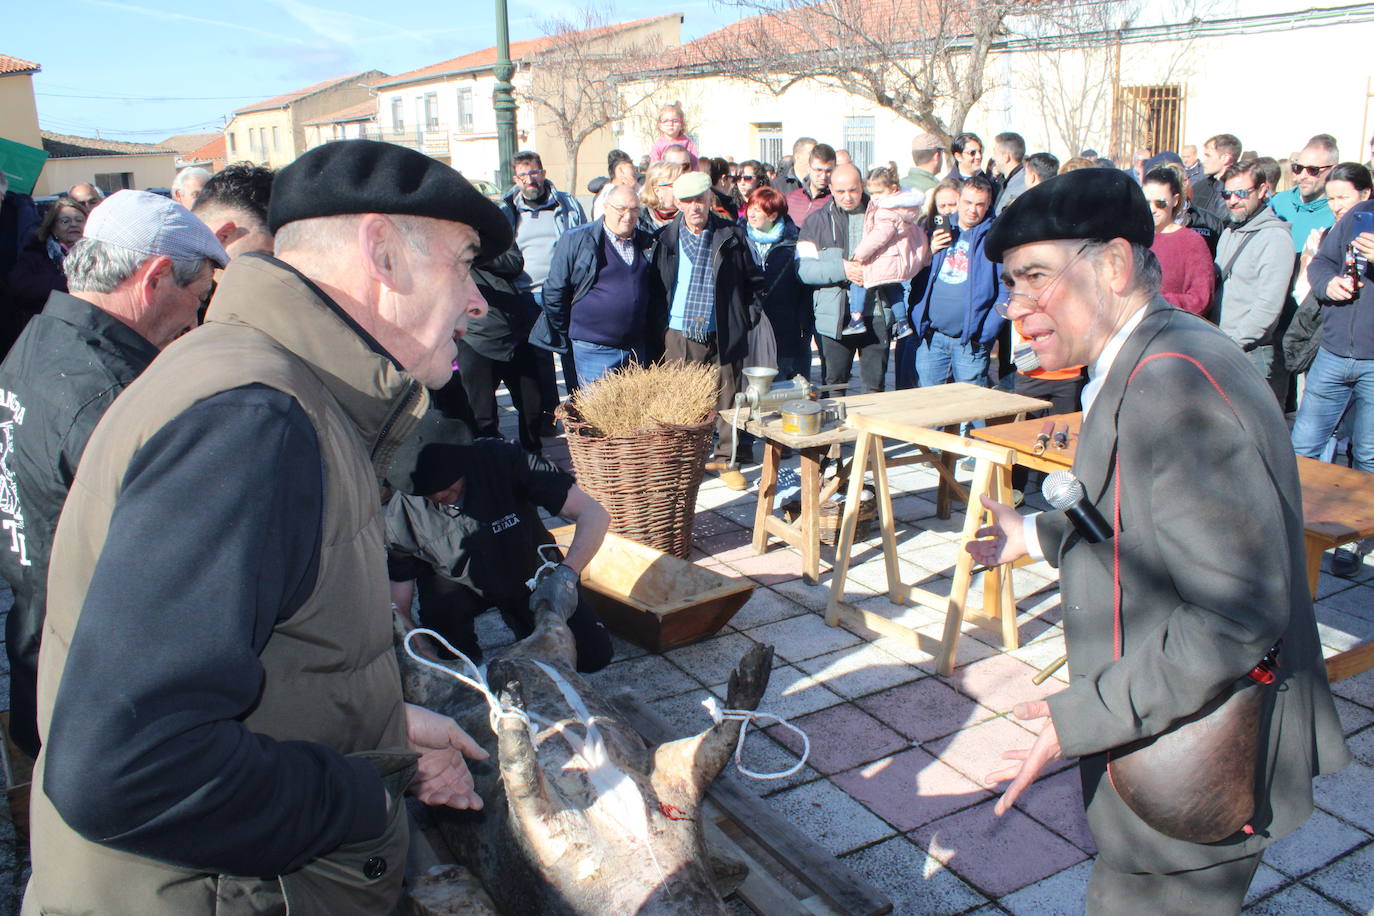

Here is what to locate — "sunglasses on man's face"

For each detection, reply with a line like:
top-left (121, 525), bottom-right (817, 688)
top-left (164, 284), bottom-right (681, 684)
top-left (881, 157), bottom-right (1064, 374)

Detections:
top-left (1220, 187), bottom-right (1257, 200)
top-left (1291, 163), bottom-right (1333, 177)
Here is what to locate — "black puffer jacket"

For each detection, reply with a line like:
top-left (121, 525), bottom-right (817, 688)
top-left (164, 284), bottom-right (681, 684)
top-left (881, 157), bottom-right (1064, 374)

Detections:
top-left (465, 242), bottom-right (536, 362)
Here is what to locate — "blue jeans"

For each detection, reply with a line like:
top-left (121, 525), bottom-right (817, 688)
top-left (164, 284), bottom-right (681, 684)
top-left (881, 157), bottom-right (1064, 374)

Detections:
top-left (571, 338), bottom-right (641, 386)
top-left (1291, 347), bottom-right (1374, 473)
top-left (915, 331), bottom-right (991, 388)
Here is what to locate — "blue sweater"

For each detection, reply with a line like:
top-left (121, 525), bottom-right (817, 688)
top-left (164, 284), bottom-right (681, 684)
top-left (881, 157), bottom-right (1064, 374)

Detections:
top-left (568, 231), bottom-right (650, 348)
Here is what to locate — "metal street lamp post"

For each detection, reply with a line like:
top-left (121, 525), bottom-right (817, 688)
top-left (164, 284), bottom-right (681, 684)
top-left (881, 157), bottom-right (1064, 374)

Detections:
top-left (493, 0), bottom-right (518, 190)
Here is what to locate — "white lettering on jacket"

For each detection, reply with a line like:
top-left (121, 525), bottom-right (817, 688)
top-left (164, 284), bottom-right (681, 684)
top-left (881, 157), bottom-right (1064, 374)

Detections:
top-left (0, 388), bottom-right (30, 566)
top-left (490, 513), bottom-right (520, 534)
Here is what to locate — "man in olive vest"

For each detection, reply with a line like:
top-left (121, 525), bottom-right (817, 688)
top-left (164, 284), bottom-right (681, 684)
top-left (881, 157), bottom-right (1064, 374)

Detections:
top-left (24, 141), bottom-right (509, 915)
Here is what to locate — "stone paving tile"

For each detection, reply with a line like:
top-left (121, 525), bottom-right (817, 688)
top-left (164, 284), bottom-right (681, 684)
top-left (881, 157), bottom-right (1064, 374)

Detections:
top-left (946, 653), bottom-right (1063, 717)
top-left (727, 729), bottom-right (821, 795)
top-left (1302, 840), bottom-right (1374, 914)
top-left (1347, 725), bottom-right (1374, 766)
top-left (891, 494), bottom-right (941, 523)
top-left (765, 776), bottom-right (897, 856)
top-left (857, 676), bottom-right (999, 742)
top-left (1318, 572), bottom-right (1364, 601)
top-left (712, 662), bottom-right (844, 720)
top-left (745, 613), bottom-right (863, 663)
top-left (854, 592), bottom-right (948, 627)
top-left (1244, 863), bottom-right (1290, 906)
top-left (768, 704), bottom-right (908, 775)
top-left (1263, 809), bottom-right (1370, 879)
top-left (1314, 606), bottom-right (1374, 653)
top-left (923, 716), bottom-right (1073, 786)
top-left (911, 799), bottom-right (1088, 898)
top-left (834, 746), bottom-right (991, 831)
top-left (1011, 766), bottom-right (1095, 855)
top-left (840, 835), bottom-right (989, 916)
top-left (718, 546), bottom-right (808, 585)
top-left (1243, 882), bottom-right (1351, 914)
top-left (998, 859), bottom-right (1093, 916)
top-left (1004, 627), bottom-right (1067, 677)
top-left (844, 556), bottom-right (928, 594)
top-left (606, 632), bottom-right (648, 662)
top-left (794, 642), bottom-right (926, 700)
top-left (691, 509), bottom-right (745, 539)
top-left (585, 652), bottom-right (699, 701)
top-left (1331, 667), bottom-right (1374, 708)
top-left (714, 500), bottom-right (759, 528)
top-left (1314, 762), bottom-right (1374, 833)
top-left (1335, 697), bottom-right (1374, 736)
top-left (1320, 583), bottom-right (1374, 622)
top-left (647, 687), bottom-right (720, 735)
top-left (915, 622), bottom-right (1001, 669)
top-left (728, 586), bottom-right (810, 629)
top-left (661, 630), bottom-right (774, 687)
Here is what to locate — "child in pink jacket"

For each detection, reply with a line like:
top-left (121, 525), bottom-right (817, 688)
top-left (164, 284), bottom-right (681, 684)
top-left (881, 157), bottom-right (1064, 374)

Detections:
top-left (843, 168), bottom-right (930, 337)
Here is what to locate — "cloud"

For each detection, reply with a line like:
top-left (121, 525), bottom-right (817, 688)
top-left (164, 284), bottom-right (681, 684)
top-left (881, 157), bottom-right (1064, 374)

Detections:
top-left (78, 0), bottom-right (307, 42)
top-left (262, 0), bottom-right (483, 46)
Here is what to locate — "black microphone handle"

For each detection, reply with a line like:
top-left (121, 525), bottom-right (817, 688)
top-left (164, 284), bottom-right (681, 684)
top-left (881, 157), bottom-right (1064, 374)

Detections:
top-left (1065, 500), bottom-right (1114, 544)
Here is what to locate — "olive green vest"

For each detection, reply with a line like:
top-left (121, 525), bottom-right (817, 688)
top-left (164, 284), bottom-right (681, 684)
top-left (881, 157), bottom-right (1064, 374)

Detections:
top-left (24, 255), bottom-right (428, 916)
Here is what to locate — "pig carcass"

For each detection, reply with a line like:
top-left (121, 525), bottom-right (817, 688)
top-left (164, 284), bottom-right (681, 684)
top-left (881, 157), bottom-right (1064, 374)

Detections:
top-left (397, 594), bottom-right (774, 915)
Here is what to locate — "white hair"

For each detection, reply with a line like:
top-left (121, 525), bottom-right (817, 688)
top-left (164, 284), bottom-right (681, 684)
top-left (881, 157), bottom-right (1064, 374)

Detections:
top-left (172, 167), bottom-right (212, 193)
top-left (65, 238), bottom-right (206, 294)
top-left (273, 213), bottom-right (432, 259)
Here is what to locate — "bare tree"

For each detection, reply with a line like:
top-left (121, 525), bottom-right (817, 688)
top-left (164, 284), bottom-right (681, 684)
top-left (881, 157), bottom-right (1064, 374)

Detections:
top-left (519, 8), bottom-right (667, 190)
top-left (673, 0), bottom-right (1045, 144)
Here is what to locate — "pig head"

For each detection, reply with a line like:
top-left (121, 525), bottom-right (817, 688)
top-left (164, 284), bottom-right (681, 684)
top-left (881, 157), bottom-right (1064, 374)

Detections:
top-left (397, 594), bottom-right (774, 915)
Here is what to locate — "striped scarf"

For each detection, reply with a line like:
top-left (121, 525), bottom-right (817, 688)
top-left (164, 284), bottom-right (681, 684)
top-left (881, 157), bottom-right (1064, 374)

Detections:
top-left (677, 218), bottom-right (716, 342)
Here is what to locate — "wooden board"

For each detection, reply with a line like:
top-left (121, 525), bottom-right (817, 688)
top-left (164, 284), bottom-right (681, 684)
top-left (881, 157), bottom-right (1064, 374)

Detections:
top-left (549, 526), bottom-right (755, 652)
top-left (724, 383), bottom-right (1050, 450)
top-left (611, 689), bottom-right (892, 916)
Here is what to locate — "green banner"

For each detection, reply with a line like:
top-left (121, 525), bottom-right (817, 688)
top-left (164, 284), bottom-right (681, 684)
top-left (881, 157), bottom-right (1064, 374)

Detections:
top-left (0, 137), bottom-right (49, 196)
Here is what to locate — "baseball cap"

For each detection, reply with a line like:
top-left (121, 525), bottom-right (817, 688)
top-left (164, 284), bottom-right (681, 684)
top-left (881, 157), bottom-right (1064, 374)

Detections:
top-left (672, 171), bottom-right (711, 200)
top-left (83, 189), bottom-right (228, 267)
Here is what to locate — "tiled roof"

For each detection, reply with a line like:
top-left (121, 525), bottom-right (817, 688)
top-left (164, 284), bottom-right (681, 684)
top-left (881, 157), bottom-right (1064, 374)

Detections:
top-left (0, 54), bottom-right (40, 75)
top-left (234, 70), bottom-right (384, 115)
top-left (373, 13), bottom-right (680, 88)
top-left (159, 132), bottom-right (220, 154)
top-left (188, 135), bottom-right (226, 161)
top-left (304, 99), bottom-right (377, 126)
top-left (41, 130), bottom-right (176, 159)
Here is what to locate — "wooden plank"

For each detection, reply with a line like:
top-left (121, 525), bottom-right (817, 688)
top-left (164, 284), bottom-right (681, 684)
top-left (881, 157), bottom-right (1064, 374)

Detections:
top-left (702, 810), bottom-right (803, 915)
top-left (610, 690), bottom-right (893, 916)
top-left (1327, 641), bottom-right (1374, 682)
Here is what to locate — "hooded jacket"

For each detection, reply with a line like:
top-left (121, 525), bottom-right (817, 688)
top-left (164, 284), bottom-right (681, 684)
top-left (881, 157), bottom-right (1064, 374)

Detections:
top-left (909, 216), bottom-right (1007, 347)
top-left (1214, 206), bottom-right (1297, 349)
top-left (25, 253), bottom-right (425, 916)
top-left (852, 189), bottom-right (930, 287)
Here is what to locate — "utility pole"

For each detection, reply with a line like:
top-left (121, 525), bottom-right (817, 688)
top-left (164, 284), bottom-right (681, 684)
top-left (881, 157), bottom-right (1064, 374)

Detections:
top-left (493, 0), bottom-right (518, 189)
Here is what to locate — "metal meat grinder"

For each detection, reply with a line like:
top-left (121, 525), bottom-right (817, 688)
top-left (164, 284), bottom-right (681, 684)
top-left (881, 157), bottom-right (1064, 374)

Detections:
top-left (724, 367), bottom-right (835, 472)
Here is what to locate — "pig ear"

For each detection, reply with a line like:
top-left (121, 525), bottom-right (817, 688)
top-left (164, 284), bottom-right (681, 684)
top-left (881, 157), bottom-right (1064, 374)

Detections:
top-left (496, 683), bottom-right (555, 822)
top-left (650, 644), bottom-right (773, 803)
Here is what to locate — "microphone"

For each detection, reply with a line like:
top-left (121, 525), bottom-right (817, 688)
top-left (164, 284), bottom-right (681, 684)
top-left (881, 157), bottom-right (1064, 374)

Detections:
top-left (1043, 471), bottom-right (1113, 543)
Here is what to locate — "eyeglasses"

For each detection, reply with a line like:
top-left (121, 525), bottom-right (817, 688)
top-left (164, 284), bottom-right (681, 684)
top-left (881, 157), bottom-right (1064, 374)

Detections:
top-left (514, 169), bottom-right (545, 181)
top-left (1220, 187), bottom-right (1257, 200)
top-left (606, 202), bottom-right (642, 215)
top-left (995, 242), bottom-right (1090, 319)
top-left (1146, 198), bottom-right (1171, 211)
top-left (739, 173), bottom-right (757, 182)
top-left (1291, 162), bottom-right (1333, 177)
top-left (727, 173), bottom-right (741, 181)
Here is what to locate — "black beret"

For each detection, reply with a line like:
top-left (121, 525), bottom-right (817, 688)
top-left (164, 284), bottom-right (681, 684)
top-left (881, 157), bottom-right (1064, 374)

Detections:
top-left (984, 168), bottom-right (1155, 263)
top-left (385, 411), bottom-right (475, 495)
top-left (267, 140), bottom-right (513, 258)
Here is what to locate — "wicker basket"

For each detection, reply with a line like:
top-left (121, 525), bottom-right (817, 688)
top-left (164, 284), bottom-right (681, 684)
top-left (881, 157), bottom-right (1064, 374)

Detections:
top-left (783, 486), bottom-right (878, 547)
top-left (557, 402), bottom-right (716, 559)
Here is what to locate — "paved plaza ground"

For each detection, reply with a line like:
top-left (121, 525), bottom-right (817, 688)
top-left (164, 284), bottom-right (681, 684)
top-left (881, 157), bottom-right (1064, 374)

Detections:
top-left (0, 361), bottom-right (1370, 914)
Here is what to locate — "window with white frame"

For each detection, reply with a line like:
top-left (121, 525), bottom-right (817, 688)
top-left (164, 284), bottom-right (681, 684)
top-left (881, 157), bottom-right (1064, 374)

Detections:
top-left (456, 86), bottom-right (474, 132)
top-left (423, 93), bottom-right (439, 130)
top-left (391, 97), bottom-right (405, 132)
top-left (755, 123), bottom-right (783, 166)
top-left (272, 126), bottom-right (280, 150)
top-left (228, 132), bottom-right (237, 154)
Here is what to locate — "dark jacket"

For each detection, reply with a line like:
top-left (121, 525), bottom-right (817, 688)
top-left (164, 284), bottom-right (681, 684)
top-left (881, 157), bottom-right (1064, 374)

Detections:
top-left (648, 214), bottom-right (763, 364)
top-left (1308, 199), bottom-right (1374, 359)
top-left (770, 165), bottom-right (803, 196)
top-left (796, 194), bottom-right (872, 340)
top-left (743, 218), bottom-right (808, 344)
top-left (1185, 174), bottom-right (1229, 238)
top-left (1040, 299), bottom-right (1347, 875)
top-left (909, 216), bottom-right (1007, 347)
top-left (0, 291), bottom-right (160, 757)
top-left (466, 242), bottom-right (534, 362)
top-left (5, 234), bottom-right (67, 332)
top-left (538, 219), bottom-right (657, 354)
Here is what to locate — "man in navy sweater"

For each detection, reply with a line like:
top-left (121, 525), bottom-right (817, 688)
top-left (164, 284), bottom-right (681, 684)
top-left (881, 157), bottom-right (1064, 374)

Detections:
top-left (542, 185), bottom-right (657, 384)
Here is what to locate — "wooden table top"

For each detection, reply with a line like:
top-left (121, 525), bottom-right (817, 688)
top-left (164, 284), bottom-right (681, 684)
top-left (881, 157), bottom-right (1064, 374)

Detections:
top-left (723, 383), bottom-right (1051, 449)
top-left (972, 412), bottom-right (1374, 545)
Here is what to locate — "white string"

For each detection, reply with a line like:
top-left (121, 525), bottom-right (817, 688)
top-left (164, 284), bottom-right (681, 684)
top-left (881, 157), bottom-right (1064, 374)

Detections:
top-left (702, 696), bottom-right (811, 780)
top-left (403, 627), bottom-right (535, 736)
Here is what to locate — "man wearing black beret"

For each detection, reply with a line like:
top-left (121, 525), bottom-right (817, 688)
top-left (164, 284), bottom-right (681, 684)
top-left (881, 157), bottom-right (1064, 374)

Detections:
top-left (967, 168), bottom-right (1348, 913)
top-left (24, 140), bottom-right (510, 914)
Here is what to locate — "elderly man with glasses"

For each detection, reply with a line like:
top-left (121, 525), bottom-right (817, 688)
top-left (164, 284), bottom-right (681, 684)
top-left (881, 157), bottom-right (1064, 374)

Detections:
top-left (1271, 134), bottom-right (1340, 252)
top-left (969, 167), bottom-right (1347, 916)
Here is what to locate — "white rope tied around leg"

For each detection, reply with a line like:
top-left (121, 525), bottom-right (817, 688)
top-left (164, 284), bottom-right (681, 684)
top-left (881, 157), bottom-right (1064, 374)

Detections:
top-left (402, 627), bottom-right (534, 736)
top-left (702, 696), bottom-right (811, 780)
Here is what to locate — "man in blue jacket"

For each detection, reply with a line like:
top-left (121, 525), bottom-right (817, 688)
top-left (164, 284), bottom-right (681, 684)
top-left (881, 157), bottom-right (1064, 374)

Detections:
top-left (910, 174), bottom-right (1004, 389)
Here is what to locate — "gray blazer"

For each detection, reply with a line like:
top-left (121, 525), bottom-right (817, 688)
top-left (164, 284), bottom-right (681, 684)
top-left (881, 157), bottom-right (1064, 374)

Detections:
top-left (1039, 298), bottom-right (1349, 874)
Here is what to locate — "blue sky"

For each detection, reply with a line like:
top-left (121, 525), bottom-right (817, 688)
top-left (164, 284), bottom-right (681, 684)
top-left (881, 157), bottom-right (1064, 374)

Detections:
top-left (8, 0), bottom-right (738, 143)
